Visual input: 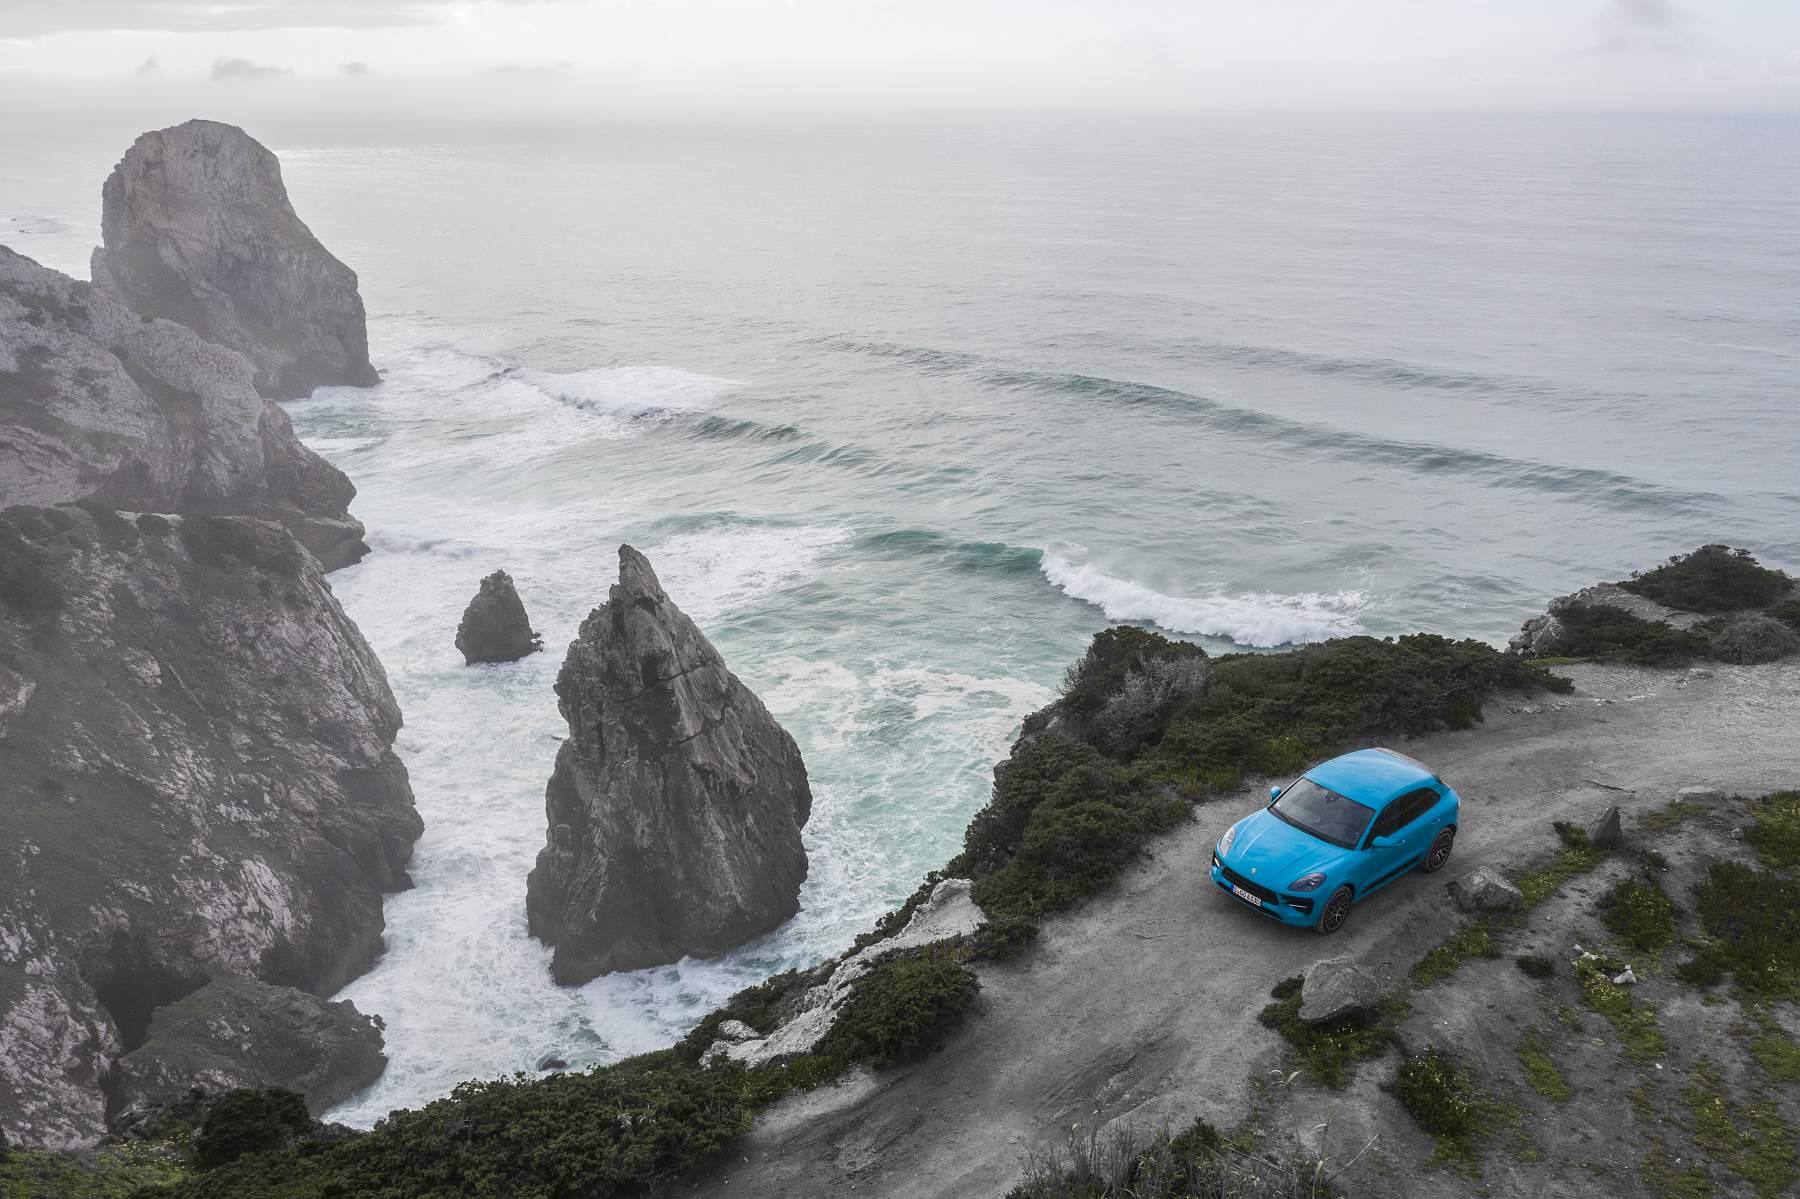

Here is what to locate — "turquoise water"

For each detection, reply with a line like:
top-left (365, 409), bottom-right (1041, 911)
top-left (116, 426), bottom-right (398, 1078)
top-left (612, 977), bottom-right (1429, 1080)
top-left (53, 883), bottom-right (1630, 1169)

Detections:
top-left (5, 112), bottom-right (1797, 1122)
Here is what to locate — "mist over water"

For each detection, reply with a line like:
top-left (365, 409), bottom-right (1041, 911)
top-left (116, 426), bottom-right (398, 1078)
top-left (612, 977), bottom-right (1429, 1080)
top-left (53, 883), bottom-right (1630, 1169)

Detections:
top-left (6, 111), bottom-right (1796, 1122)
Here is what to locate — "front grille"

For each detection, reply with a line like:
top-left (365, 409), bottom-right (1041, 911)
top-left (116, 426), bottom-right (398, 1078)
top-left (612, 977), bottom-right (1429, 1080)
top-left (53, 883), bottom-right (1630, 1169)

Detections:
top-left (1220, 865), bottom-right (1279, 905)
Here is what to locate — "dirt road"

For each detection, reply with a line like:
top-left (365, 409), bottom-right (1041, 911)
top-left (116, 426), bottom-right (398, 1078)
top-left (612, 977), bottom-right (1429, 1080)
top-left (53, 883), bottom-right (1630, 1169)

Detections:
top-left (680, 660), bottom-right (1800, 1199)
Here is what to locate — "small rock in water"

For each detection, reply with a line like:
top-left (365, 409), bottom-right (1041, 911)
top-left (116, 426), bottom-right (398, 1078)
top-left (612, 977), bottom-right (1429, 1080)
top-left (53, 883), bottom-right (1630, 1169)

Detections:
top-left (456, 570), bottom-right (543, 664)
top-left (535, 1054), bottom-right (569, 1072)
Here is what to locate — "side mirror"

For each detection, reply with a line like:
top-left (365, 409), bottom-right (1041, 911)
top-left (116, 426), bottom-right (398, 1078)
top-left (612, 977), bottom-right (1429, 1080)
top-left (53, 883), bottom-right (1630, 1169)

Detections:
top-left (1269, 785), bottom-right (1282, 801)
top-left (1369, 834), bottom-right (1397, 850)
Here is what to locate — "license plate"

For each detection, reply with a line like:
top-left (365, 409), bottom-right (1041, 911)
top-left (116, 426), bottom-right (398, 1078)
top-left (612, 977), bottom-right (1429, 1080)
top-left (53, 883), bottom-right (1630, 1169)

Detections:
top-left (1231, 885), bottom-right (1263, 907)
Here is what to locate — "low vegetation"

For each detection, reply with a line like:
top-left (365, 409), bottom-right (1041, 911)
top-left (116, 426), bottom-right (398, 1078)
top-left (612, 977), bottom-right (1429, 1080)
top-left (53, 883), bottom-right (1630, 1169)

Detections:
top-left (1390, 1048), bottom-right (1504, 1170)
top-left (1684, 1060), bottom-right (1797, 1199)
top-left (817, 945), bottom-right (982, 1067)
top-left (0, 1142), bottom-right (189, 1198)
top-left (1410, 919), bottom-right (1503, 987)
top-left (1744, 790), bottom-right (1800, 870)
top-left (1544, 603), bottom-right (1710, 666)
top-left (1514, 954), bottom-right (1555, 979)
top-left (1515, 822), bottom-right (1609, 906)
top-left (1514, 1028), bottom-right (1572, 1103)
top-left (1620, 545), bottom-right (1793, 614)
top-left (1007, 1119), bottom-right (1341, 1199)
top-left (1599, 875), bottom-right (1679, 955)
top-left (1574, 953), bottom-right (1666, 1063)
top-left (1256, 977), bottom-right (1393, 1088)
top-left (1684, 861), bottom-right (1800, 998)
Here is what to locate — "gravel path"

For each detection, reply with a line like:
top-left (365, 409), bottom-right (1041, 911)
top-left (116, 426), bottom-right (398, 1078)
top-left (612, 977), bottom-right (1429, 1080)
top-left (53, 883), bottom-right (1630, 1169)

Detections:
top-left (679, 660), bottom-right (1800, 1199)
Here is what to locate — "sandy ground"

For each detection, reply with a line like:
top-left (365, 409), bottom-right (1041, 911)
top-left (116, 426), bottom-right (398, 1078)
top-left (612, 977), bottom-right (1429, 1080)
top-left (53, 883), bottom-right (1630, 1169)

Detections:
top-left (677, 660), bottom-right (1800, 1199)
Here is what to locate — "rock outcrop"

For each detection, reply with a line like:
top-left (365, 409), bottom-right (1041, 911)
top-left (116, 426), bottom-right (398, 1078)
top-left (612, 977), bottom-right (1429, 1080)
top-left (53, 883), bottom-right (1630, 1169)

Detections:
top-left (89, 120), bottom-right (378, 401)
top-left (1296, 956), bottom-right (1381, 1025)
top-left (456, 570), bottom-right (542, 664)
top-left (111, 977), bottom-right (386, 1135)
top-left (0, 506), bottom-right (420, 1149)
top-left (0, 245), bottom-right (368, 569)
top-left (525, 545), bottom-right (812, 984)
top-left (1448, 866), bottom-right (1525, 914)
top-left (1509, 581), bottom-right (1705, 657)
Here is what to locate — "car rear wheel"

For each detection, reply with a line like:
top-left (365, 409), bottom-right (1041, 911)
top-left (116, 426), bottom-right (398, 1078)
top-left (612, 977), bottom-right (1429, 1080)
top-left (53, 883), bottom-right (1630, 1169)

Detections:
top-left (1316, 885), bottom-right (1353, 936)
top-left (1421, 827), bottom-right (1455, 873)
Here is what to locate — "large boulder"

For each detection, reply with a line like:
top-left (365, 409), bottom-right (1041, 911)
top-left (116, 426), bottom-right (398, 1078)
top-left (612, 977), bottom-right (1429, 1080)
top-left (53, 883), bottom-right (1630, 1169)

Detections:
top-left (1448, 866), bottom-right (1525, 914)
top-left (89, 120), bottom-right (378, 401)
top-left (525, 545), bottom-right (812, 983)
top-left (456, 570), bottom-right (542, 665)
top-left (1297, 956), bottom-right (1382, 1026)
top-left (111, 977), bottom-right (385, 1135)
top-left (0, 506), bottom-right (420, 1149)
top-left (0, 245), bottom-right (367, 569)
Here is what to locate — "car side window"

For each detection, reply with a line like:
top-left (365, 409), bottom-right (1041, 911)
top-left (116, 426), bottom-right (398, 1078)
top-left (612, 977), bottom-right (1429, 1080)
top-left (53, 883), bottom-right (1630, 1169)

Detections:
top-left (1399, 788), bottom-right (1438, 827)
top-left (1369, 788), bottom-right (1439, 844)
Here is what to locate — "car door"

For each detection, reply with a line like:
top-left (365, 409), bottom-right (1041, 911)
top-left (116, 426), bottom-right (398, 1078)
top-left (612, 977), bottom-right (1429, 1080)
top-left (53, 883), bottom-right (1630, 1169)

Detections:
top-left (1361, 788), bottom-right (1436, 892)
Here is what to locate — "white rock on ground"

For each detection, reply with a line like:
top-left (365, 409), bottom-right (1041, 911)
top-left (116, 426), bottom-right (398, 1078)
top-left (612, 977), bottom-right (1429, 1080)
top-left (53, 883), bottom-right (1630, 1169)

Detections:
top-left (1297, 956), bottom-right (1381, 1025)
top-left (1448, 866), bottom-right (1525, 914)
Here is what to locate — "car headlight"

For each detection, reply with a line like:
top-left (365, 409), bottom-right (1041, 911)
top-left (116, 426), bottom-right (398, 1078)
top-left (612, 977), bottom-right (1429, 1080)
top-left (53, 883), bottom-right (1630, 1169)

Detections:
top-left (1288, 872), bottom-right (1327, 893)
top-left (1218, 823), bottom-right (1239, 856)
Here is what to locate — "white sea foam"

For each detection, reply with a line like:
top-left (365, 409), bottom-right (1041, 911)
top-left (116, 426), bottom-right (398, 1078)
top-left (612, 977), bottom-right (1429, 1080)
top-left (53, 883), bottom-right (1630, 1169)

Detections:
top-left (1039, 553), bottom-right (1365, 648)
top-left (648, 524), bottom-right (851, 625)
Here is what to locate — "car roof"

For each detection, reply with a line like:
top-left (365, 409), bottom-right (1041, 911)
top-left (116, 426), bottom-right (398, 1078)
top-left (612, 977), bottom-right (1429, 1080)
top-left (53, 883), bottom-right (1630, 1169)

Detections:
top-left (1304, 747), bottom-right (1438, 806)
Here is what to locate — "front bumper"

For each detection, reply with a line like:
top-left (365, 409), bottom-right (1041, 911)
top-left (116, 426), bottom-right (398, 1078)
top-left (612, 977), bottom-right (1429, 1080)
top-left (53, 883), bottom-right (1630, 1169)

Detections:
top-left (1210, 856), bottom-right (1320, 927)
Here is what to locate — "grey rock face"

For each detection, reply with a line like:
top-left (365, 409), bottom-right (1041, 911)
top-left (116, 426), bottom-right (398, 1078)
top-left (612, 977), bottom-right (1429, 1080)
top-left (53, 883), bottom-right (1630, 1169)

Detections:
top-left (1586, 805), bottom-right (1624, 850)
top-left (1297, 956), bottom-right (1380, 1025)
top-left (89, 120), bottom-right (377, 401)
top-left (111, 977), bottom-right (385, 1135)
top-left (525, 545), bottom-right (812, 984)
top-left (1448, 866), bottom-right (1526, 914)
top-left (0, 506), bottom-right (420, 1149)
top-left (0, 245), bottom-right (368, 570)
top-left (456, 570), bottom-right (542, 664)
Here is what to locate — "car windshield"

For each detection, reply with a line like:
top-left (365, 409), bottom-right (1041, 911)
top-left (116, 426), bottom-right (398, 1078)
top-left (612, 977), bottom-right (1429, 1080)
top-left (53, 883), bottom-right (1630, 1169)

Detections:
top-left (1270, 778), bottom-right (1376, 849)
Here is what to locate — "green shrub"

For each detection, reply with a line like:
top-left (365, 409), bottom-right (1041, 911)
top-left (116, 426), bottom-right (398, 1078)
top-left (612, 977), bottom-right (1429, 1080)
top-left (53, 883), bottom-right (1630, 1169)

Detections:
top-left (1257, 978), bottom-right (1392, 1087)
top-left (1058, 626), bottom-right (1207, 723)
top-left (960, 737), bottom-right (1110, 879)
top-left (1005, 1119), bottom-right (1319, 1199)
top-left (1745, 790), bottom-right (1800, 871)
top-left (1391, 1048), bottom-right (1494, 1166)
top-left (968, 914), bottom-right (1040, 962)
top-left (1620, 545), bottom-right (1793, 613)
top-left (818, 946), bottom-right (980, 1068)
top-left (192, 1089), bottom-right (312, 1170)
top-left (1690, 861), bottom-right (1800, 997)
top-left (1149, 633), bottom-right (1566, 792)
top-left (1547, 603), bottom-right (1710, 666)
top-left (0, 1141), bottom-right (189, 1196)
top-left (1600, 876), bottom-right (1678, 955)
top-left (1515, 954), bottom-right (1555, 979)
top-left (1769, 598), bottom-right (1800, 634)
top-left (675, 968), bottom-right (811, 1061)
top-left (1708, 614), bottom-right (1800, 664)
top-left (969, 750), bottom-right (1185, 921)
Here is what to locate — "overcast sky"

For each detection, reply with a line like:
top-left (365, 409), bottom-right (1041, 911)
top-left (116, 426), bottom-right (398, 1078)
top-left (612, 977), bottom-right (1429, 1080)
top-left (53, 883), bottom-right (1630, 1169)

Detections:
top-left (1, 0), bottom-right (1797, 116)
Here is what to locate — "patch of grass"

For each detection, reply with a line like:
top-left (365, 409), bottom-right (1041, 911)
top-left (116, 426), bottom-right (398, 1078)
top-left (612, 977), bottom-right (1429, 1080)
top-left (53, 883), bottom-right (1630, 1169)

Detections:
top-left (1545, 603), bottom-right (1710, 666)
top-left (1516, 825), bottom-right (1609, 906)
top-left (1515, 1028), bottom-right (1572, 1102)
top-left (1690, 861), bottom-right (1800, 998)
top-left (1391, 1047), bottom-right (1506, 1171)
top-left (1515, 954), bottom-right (1555, 979)
top-left (1686, 1060), bottom-right (1798, 1199)
top-left (1574, 954), bottom-right (1666, 1062)
top-left (817, 945), bottom-right (981, 1068)
top-left (1745, 790), bottom-right (1800, 871)
top-left (1410, 918), bottom-right (1504, 987)
top-left (1256, 977), bottom-right (1392, 1088)
top-left (1743, 1008), bottom-right (1800, 1084)
top-left (0, 1143), bottom-right (189, 1198)
top-left (1621, 545), bottom-right (1793, 614)
top-left (1642, 1146), bottom-right (1716, 1199)
top-left (1600, 875), bottom-right (1679, 955)
top-left (1640, 800), bottom-right (1710, 833)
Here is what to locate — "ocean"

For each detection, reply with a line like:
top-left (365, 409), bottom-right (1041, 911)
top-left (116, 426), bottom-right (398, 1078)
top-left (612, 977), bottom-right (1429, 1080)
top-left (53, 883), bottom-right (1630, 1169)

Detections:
top-left (4, 111), bottom-right (1796, 1124)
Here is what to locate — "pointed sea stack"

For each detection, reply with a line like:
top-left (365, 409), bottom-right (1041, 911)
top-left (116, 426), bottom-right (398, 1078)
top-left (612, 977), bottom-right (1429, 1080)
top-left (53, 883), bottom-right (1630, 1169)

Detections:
top-left (456, 570), bottom-right (543, 664)
top-left (90, 119), bottom-right (378, 400)
top-left (526, 546), bottom-right (812, 983)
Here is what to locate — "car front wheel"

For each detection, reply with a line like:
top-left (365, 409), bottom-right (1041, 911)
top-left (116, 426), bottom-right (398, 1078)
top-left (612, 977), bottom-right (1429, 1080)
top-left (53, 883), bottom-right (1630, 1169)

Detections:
top-left (1316, 885), bottom-right (1354, 936)
top-left (1421, 827), bottom-right (1455, 873)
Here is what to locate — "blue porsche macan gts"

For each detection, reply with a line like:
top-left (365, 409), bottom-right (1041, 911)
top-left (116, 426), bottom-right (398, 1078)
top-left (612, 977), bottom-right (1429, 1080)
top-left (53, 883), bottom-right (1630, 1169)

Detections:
top-left (1209, 747), bottom-right (1460, 935)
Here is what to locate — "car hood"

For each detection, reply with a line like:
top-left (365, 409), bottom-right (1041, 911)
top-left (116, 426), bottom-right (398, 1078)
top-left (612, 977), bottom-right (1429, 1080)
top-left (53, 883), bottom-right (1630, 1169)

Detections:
top-left (1221, 809), bottom-right (1351, 886)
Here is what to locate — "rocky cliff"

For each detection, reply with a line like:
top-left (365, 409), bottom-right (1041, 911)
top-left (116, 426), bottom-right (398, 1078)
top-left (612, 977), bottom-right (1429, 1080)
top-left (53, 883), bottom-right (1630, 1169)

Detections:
top-left (525, 545), bottom-right (812, 984)
top-left (89, 120), bottom-right (377, 401)
top-left (0, 245), bottom-right (368, 570)
top-left (0, 505), bottom-right (421, 1149)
